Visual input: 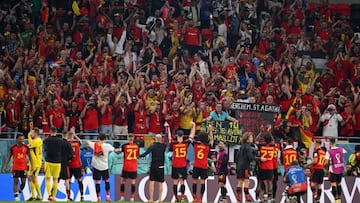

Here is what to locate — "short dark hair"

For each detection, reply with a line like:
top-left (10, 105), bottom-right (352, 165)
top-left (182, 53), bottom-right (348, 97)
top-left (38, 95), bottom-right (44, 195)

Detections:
top-left (98, 133), bottom-right (106, 140)
top-left (264, 134), bottom-right (272, 144)
top-left (315, 140), bottom-right (322, 145)
top-left (113, 142), bottom-right (120, 148)
top-left (287, 138), bottom-right (293, 145)
top-left (198, 131), bottom-right (208, 143)
top-left (176, 130), bottom-right (184, 137)
top-left (16, 134), bottom-right (24, 139)
top-left (329, 138), bottom-right (336, 144)
top-left (291, 160), bottom-right (299, 166)
top-left (50, 126), bottom-right (57, 133)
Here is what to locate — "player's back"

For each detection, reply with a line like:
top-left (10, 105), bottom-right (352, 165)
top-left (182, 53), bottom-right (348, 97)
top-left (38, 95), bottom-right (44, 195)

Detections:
top-left (259, 144), bottom-right (275, 170)
top-left (44, 136), bottom-right (63, 163)
top-left (193, 141), bottom-right (210, 169)
top-left (170, 140), bottom-right (189, 168)
top-left (69, 141), bottom-right (82, 168)
top-left (282, 148), bottom-right (298, 171)
top-left (122, 143), bottom-right (139, 172)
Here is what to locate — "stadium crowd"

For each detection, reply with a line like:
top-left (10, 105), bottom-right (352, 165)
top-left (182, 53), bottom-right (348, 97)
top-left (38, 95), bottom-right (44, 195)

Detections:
top-left (0, 0), bottom-right (360, 139)
top-left (1, 0), bottom-right (360, 202)
top-left (0, 0), bottom-right (359, 143)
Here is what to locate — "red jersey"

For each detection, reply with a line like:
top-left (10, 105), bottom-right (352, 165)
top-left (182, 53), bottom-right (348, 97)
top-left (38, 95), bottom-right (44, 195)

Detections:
top-left (133, 110), bottom-right (148, 134)
top-left (51, 108), bottom-right (65, 128)
top-left (170, 140), bottom-right (190, 168)
top-left (259, 144), bottom-right (275, 170)
top-left (10, 144), bottom-right (29, 171)
top-left (184, 27), bottom-right (200, 46)
top-left (148, 112), bottom-right (163, 134)
top-left (113, 105), bottom-right (130, 126)
top-left (122, 143), bottom-right (139, 172)
top-left (83, 107), bottom-right (99, 131)
top-left (273, 143), bottom-right (280, 169)
top-left (312, 148), bottom-right (326, 170)
top-left (193, 141), bottom-right (210, 169)
top-left (69, 141), bottom-right (82, 168)
top-left (100, 105), bottom-right (112, 125)
top-left (281, 147), bottom-right (298, 172)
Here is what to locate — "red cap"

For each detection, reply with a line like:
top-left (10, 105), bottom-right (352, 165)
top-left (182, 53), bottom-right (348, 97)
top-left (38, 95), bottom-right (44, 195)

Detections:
top-left (296, 88), bottom-right (302, 94)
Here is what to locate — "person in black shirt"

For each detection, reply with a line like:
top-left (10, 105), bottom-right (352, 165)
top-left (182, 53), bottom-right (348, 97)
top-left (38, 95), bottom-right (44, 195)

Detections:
top-left (58, 131), bottom-right (74, 201)
top-left (44, 126), bottom-right (64, 201)
top-left (139, 133), bottom-right (166, 203)
top-left (235, 132), bottom-right (265, 203)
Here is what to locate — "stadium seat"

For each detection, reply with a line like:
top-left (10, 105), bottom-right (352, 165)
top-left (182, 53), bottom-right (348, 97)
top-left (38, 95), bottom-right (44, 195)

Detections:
top-left (308, 2), bottom-right (320, 12)
top-left (336, 3), bottom-right (350, 17)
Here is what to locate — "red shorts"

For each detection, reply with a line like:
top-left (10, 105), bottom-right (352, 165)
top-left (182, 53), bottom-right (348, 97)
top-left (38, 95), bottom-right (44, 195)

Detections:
top-left (289, 182), bottom-right (307, 195)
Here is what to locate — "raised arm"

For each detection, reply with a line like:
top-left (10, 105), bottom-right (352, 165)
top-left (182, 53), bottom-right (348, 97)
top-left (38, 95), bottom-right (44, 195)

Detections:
top-left (164, 122), bottom-right (171, 143)
top-left (189, 121), bottom-right (196, 140)
top-left (208, 124), bottom-right (214, 146)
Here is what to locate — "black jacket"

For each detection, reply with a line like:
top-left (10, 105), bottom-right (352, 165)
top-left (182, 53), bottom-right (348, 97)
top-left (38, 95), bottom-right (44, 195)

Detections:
top-left (235, 142), bottom-right (259, 170)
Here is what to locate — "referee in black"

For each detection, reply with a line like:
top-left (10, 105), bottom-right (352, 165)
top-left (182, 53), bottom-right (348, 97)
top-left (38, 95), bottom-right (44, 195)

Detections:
top-left (139, 134), bottom-right (166, 202)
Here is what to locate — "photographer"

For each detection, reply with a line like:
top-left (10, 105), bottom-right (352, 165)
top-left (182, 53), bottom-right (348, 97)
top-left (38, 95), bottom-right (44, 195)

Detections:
top-left (80, 95), bottom-right (99, 138)
top-left (319, 104), bottom-right (343, 139)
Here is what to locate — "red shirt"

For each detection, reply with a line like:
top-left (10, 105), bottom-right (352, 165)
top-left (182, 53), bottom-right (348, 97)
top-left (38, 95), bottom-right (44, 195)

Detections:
top-left (100, 105), bottom-right (112, 125)
top-left (259, 144), bottom-right (275, 170)
top-left (273, 143), bottom-right (280, 169)
top-left (148, 112), bottom-right (163, 134)
top-left (312, 148), bottom-right (326, 170)
top-left (133, 110), bottom-right (148, 134)
top-left (184, 27), bottom-right (200, 46)
top-left (170, 141), bottom-right (190, 168)
top-left (10, 144), bottom-right (29, 171)
top-left (83, 107), bottom-right (99, 131)
top-left (69, 141), bottom-right (82, 168)
top-left (225, 64), bottom-right (238, 79)
top-left (113, 105), bottom-right (129, 126)
top-left (166, 110), bottom-right (181, 132)
top-left (281, 147), bottom-right (298, 172)
top-left (193, 141), bottom-right (210, 169)
top-left (122, 143), bottom-right (139, 172)
top-left (51, 107), bottom-right (65, 129)
top-left (66, 110), bottom-right (81, 129)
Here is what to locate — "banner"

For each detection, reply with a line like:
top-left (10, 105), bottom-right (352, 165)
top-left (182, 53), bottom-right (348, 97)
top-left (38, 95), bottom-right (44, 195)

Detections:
top-left (0, 174), bottom-right (115, 201)
top-left (201, 102), bottom-right (280, 144)
top-left (113, 175), bottom-right (360, 203)
top-left (200, 121), bottom-right (242, 144)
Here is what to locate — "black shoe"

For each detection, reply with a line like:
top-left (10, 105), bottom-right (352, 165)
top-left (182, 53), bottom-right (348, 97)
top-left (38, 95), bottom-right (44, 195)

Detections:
top-left (35, 198), bottom-right (42, 201)
top-left (27, 197), bottom-right (36, 201)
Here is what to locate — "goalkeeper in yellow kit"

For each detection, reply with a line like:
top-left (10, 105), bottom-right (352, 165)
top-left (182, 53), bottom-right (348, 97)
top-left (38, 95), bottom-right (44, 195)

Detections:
top-left (27, 128), bottom-right (43, 201)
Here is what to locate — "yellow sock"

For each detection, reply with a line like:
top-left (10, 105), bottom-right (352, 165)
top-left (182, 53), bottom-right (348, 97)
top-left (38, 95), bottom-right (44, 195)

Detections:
top-left (52, 180), bottom-right (59, 197)
top-left (30, 181), bottom-right (36, 198)
top-left (45, 179), bottom-right (51, 197)
top-left (34, 181), bottom-right (42, 199)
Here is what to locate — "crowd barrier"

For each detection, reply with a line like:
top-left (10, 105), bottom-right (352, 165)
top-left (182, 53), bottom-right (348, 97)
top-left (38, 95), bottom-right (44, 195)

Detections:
top-left (1, 174), bottom-right (360, 203)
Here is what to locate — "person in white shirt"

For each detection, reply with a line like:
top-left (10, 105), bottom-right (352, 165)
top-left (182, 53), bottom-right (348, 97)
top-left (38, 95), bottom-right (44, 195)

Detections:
top-left (319, 104), bottom-right (343, 138)
top-left (87, 133), bottom-right (120, 202)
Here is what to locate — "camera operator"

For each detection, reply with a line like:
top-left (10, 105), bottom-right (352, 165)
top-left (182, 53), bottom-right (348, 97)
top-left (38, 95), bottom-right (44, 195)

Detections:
top-left (273, 117), bottom-right (291, 140)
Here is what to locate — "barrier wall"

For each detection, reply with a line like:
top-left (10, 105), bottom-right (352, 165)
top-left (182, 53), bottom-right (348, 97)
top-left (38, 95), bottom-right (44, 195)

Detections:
top-left (1, 174), bottom-right (360, 202)
top-left (0, 174), bottom-right (115, 201)
top-left (116, 175), bottom-right (359, 203)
